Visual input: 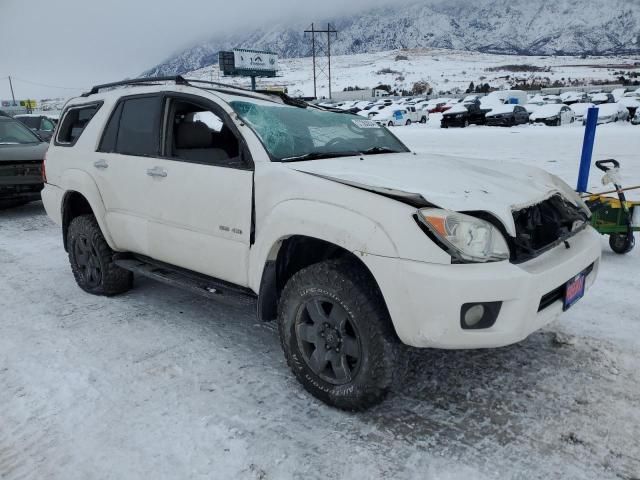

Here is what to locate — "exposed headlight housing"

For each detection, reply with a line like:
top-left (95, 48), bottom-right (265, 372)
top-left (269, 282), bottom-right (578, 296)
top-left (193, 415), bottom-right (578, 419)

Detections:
top-left (417, 208), bottom-right (510, 263)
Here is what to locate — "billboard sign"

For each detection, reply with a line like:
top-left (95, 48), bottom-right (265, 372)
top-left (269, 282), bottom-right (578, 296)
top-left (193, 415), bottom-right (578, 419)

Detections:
top-left (233, 49), bottom-right (278, 72)
top-left (219, 49), bottom-right (278, 78)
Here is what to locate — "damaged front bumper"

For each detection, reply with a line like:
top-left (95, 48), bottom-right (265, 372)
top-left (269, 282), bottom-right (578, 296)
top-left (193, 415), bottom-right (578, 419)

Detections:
top-left (360, 226), bottom-right (601, 349)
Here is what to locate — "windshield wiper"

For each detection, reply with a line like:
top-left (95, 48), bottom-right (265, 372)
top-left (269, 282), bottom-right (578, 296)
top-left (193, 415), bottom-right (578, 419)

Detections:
top-left (280, 151), bottom-right (361, 162)
top-left (361, 146), bottom-right (402, 155)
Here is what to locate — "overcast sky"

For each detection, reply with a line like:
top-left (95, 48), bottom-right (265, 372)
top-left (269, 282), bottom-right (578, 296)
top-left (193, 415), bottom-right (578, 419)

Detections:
top-left (0, 0), bottom-right (402, 100)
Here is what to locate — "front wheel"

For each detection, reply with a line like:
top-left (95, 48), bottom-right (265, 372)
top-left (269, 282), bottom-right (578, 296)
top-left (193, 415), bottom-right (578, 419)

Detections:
top-left (609, 233), bottom-right (635, 254)
top-left (278, 259), bottom-right (397, 410)
top-left (420, 116), bottom-right (427, 124)
top-left (387, 121), bottom-right (394, 127)
top-left (405, 119), bottom-right (412, 126)
top-left (67, 215), bottom-right (133, 295)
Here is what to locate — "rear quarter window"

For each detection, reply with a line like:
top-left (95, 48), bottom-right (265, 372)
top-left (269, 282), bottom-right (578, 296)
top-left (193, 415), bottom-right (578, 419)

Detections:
top-left (55, 103), bottom-right (102, 146)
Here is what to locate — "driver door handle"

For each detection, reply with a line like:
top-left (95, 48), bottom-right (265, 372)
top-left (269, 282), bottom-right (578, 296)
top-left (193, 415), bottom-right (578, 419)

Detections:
top-left (146, 166), bottom-right (167, 178)
top-left (93, 159), bottom-right (108, 169)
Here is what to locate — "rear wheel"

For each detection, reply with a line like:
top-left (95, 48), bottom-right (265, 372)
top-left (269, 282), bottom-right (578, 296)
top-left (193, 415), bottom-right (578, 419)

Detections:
top-left (67, 215), bottom-right (133, 295)
top-left (278, 259), bottom-right (397, 410)
top-left (462, 120), bottom-right (469, 128)
top-left (609, 233), bottom-right (635, 254)
top-left (420, 116), bottom-right (427, 124)
top-left (387, 121), bottom-right (394, 127)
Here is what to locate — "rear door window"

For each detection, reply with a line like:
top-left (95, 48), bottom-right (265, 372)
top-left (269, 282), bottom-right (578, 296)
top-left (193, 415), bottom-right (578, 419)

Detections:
top-left (112, 96), bottom-right (162, 157)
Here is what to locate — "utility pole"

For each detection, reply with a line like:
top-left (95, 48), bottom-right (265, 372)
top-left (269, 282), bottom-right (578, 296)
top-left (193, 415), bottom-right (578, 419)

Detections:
top-left (304, 23), bottom-right (337, 99)
top-left (8, 76), bottom-right (17, 106)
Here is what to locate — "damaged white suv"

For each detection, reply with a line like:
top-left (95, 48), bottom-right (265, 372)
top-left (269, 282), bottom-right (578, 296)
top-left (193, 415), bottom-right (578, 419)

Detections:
top-left (42, 77), bottom-right (601, 410)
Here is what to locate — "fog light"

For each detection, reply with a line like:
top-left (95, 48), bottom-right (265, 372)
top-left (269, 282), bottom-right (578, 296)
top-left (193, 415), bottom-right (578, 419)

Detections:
top-left (464, 304), bottom-right (485, 327)
top-left (460, 302), bottom-right (502, 330)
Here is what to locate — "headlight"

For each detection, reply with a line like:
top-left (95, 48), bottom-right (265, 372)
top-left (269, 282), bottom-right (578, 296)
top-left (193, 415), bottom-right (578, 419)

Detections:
top-left (417, 208), bottom-right (510, 263)
top-left (548, 115), bottom-right (559, 121)
top-left (456, 114), bottom-right (465, 118)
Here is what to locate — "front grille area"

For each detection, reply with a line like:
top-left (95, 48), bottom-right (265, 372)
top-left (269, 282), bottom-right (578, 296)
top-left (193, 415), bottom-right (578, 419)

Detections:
top-left (0, 160), bottom-right (42, 179)
top-left (511, 194), bottom-right (589, 263)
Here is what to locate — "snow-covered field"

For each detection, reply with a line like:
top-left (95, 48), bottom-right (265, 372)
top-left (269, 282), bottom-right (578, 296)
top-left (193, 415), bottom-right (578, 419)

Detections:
top-left (1, 124), bottom-right (640, 480)
top-left (189, 48), bottom-right (640, 98)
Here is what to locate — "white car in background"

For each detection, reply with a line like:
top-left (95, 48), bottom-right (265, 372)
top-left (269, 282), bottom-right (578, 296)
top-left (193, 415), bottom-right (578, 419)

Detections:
top-left (560, 91), bottom-right (588, 105)
top-left (594, 103), bottom-right (629, 124)
top-left (589, 92), bottom-right (615, 105)
top-left (529, 104), bottom-right (575, 126)
top-left (569, 103), bottom-right (596, 123)
top-left (372, 107), bottom-right (417, 126)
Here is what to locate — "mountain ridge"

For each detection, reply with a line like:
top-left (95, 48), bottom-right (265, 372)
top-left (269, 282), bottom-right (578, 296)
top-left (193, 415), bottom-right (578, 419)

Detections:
top-left (143, 0), bottom-right (640, 77)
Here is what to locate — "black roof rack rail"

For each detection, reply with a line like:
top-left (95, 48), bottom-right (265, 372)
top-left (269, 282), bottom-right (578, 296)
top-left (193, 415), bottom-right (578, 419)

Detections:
top-left (82, 76), bottom-right (189, 97)
top-left (81, 76), bottom-right (307, 106)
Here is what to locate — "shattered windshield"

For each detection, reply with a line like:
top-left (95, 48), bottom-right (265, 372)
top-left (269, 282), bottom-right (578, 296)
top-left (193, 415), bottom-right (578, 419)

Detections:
top-left (230, 100), bottom-right (409, 161)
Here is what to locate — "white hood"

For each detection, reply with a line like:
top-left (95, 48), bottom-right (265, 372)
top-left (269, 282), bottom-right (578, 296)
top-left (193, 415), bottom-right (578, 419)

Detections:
top-left (286, 152), bottom-right (581, 236)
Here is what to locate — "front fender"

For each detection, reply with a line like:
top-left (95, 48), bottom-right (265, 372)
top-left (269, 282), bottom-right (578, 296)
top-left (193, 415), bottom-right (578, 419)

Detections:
top-left (60, 169), bottom-right (118, 250)
top-left (248, 199), bottom-right (398, 292)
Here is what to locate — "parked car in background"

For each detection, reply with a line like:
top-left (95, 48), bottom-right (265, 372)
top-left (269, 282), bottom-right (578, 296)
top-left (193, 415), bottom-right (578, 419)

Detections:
top-left (618, 96), bottom-right (640, 118)
top-left (425, 98), bottom-right (456, 113)
top-left (14, 114), bottom-right (58, 141)
top-left (569, 103), bottom-right (596, 123)
top-left (373, 108), bottom-right (416, 126)
top-left (589, 92), bottom-right (615, 105)
top-left (0, 115), bottom-right (48, 209)
top-left (560, 91), bottom-right (588, 105)
top-left (593, 103), bottom-right (629, 124)
top-left (407, 105), bottom-right (429, 124)
top-left (530, 104), bottom-right (575, 126)
top-left (485, 104), bottom-right (530, 127)
top-left (485, 90), bottom-right (528, 106)
top-left (441, 101), bottom-right (486, 128)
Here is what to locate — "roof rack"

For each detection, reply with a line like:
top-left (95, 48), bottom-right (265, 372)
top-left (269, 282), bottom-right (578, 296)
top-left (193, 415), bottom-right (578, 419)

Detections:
top-left (81, 76), bottom-right (256, 97)
top-left (80, 75), bottom-right (311, 109)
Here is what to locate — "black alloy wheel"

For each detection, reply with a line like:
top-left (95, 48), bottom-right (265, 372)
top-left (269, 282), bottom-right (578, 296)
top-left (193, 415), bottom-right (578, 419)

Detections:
top-left (295, 297), bottom-right (362, 385)
top-left (72, 233), bottom-right (103, 289)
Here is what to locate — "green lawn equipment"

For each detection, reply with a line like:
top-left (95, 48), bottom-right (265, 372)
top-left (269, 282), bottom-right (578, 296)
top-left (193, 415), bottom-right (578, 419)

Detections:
top-left (584, 159), bottom-right (640, 254)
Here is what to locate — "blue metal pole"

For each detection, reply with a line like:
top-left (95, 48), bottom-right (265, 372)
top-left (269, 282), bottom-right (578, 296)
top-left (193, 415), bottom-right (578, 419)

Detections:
top-left (577, 107), bottom-right (599, 193)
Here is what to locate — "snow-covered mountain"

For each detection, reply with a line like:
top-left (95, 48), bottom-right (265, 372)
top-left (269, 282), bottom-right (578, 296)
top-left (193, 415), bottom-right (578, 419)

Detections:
top-left (143, 0), bottom-right (640, 77)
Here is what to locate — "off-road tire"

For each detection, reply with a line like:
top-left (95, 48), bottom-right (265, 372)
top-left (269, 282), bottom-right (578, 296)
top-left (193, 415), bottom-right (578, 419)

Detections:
top-left (67, 215), bottom-right (133, 296)
top-left (278, 259), bottom-right (397, 411)
top-left (420, 116), bottom-right (427, 124)
top-left (387, 121), bottom-right (394, 127)
top-left (405, 119), bottom-right (412, 126)
top-left (609, 233), bottom-right (635, 254)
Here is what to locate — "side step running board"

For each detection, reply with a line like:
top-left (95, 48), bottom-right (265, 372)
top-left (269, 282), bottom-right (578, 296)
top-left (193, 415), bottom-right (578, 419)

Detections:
top-left (114, 256), bottom-right (256, 306)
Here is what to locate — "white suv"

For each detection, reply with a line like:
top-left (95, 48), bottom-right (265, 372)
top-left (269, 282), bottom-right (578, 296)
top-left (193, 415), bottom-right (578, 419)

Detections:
top-left (42, 77), bottom-right (601, 410)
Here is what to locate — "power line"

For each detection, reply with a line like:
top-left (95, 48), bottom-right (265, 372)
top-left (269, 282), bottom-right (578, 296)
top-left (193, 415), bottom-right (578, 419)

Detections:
top-left (9, 76), bottom-right (86, 91)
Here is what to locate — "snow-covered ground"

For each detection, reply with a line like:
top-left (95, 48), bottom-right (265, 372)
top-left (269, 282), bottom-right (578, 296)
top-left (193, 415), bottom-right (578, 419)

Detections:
top-left (1, 124), bottom-right (639, 480)
top-left (189, 48), bottom-right (640, 98)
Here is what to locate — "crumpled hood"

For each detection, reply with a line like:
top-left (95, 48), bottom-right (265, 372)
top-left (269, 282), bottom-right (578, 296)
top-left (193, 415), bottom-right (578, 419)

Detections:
top-left (286, 152), bottom-right (581, 236)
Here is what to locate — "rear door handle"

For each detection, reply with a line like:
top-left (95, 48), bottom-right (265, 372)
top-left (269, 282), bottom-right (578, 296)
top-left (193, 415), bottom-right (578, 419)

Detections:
top-left (146, 167), bottom-right (167, 178)
top-left (93, 159), bottom-right (108, 169)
